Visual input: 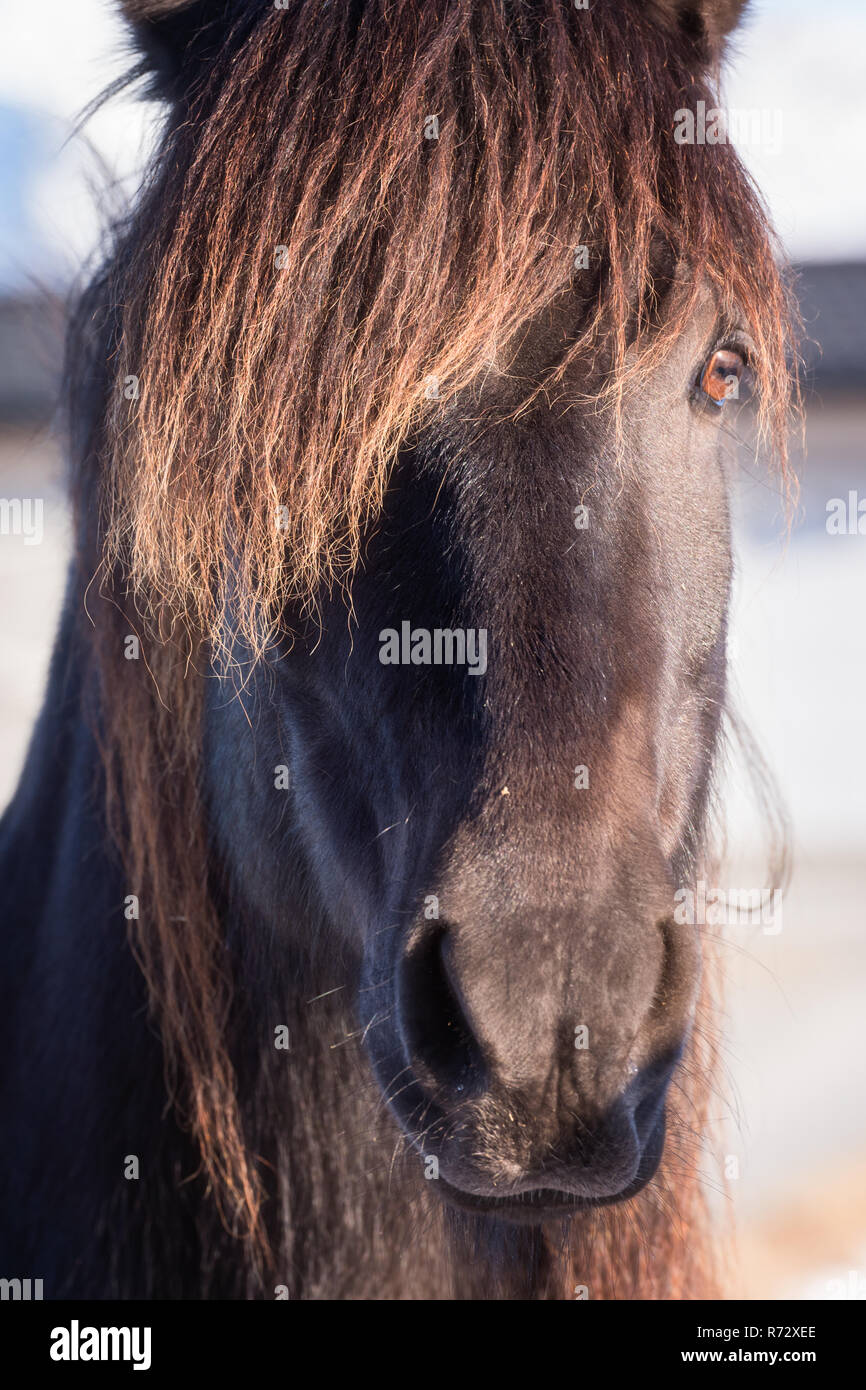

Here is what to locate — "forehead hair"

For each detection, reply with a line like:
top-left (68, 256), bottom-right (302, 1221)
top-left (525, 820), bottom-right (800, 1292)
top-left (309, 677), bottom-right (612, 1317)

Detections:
top-left (97, 0), bottom-right (796, 665)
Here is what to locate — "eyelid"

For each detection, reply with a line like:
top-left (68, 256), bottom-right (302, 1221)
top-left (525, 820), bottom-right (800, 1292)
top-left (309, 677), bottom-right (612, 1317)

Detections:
top-left (711, 328), bottom-right (756, 364)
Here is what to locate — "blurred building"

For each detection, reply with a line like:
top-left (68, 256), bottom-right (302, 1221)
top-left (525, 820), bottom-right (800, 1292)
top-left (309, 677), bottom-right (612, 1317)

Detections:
top-left (797, 261), bottom-right (866, 395)
top-left (1, 261), bottom-right (865, 427)
top-left (0, 294), bottom-right (64, 423)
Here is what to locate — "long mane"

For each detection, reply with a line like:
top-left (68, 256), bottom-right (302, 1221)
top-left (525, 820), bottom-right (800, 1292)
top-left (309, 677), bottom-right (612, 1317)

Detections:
top-left (71, 0), bottom-right (797, 1290)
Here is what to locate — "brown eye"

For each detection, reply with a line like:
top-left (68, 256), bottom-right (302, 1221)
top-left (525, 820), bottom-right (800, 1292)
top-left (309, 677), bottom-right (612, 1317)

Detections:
top-left (699, 347), bottom-right (746, 405)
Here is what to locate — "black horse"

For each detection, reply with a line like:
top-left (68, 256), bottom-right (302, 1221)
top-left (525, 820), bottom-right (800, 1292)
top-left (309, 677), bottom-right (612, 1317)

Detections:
top-left (0, 0), bottom-right (794, 1298)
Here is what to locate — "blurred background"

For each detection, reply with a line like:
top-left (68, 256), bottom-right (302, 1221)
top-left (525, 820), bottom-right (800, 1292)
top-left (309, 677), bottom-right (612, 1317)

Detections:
top-left (0, 0), bottom-right (863, 1298)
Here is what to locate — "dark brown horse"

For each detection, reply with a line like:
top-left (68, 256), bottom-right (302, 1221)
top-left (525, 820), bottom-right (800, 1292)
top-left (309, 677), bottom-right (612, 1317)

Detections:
top-left (0, 0), bottom-right (796, 1298)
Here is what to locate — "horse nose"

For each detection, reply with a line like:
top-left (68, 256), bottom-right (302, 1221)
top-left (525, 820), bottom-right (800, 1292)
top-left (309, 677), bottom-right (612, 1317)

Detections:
top-left (395, 913), bottom-right (696, 1201)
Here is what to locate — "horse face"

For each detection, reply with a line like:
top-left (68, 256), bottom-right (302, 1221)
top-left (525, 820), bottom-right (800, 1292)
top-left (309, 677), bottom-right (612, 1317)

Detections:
top-left (207, 282), bottom-right (736, 1220)
top-left (121, 0), bottom-right (758, 1222)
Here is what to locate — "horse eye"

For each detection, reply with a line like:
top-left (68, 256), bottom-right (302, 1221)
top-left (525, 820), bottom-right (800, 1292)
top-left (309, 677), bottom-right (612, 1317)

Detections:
top-left (699, 347), bottom-right (746, 406)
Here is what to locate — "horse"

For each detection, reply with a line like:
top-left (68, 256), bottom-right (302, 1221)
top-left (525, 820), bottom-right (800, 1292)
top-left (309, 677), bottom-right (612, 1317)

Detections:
top-left (0, 0), bottom-right (796, 1299)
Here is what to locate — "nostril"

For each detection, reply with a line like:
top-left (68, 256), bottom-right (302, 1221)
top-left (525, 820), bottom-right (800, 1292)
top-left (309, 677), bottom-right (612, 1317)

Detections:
top-left (399, 927), bottom-right (486, 1100)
